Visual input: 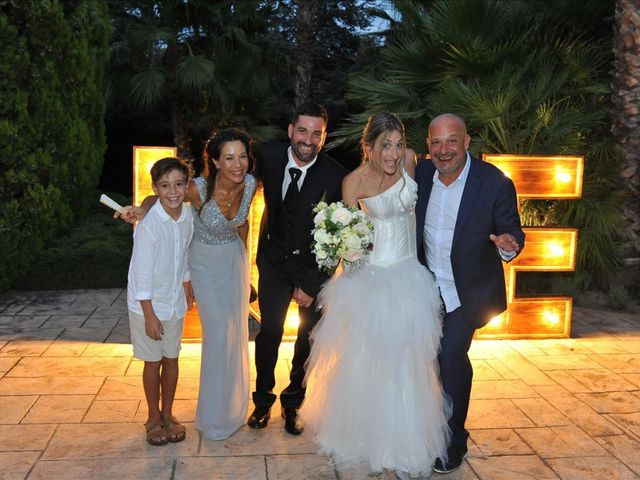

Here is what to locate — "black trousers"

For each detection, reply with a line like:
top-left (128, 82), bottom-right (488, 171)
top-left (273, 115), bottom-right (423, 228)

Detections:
top-left (253, 256), bottom-right (322, 409)
top-left (439, 306), bottom-right (476, 448)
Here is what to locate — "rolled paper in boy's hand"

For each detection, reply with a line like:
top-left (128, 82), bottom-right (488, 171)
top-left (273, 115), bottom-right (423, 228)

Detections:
top-left (99, 194), bottom-right (128, 215)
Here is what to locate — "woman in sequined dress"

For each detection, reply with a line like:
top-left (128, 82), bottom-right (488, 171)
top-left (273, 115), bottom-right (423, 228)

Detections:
top-left (187, 128), bottom-right (257, 439)
top-left (121, 128), bottom-right (257, 440)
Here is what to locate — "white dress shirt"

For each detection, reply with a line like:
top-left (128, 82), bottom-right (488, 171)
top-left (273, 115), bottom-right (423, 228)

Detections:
top-left (424, 153), bottom-right (471, 313)
top-left (281, 147), bottom-right (318, 200)
top-left (424, 153), bottom-right (517, 313)
top-left (127, 200), bottom-right (193, 321)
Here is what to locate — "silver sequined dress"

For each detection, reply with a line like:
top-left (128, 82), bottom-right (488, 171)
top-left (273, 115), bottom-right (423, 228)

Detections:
top-left (189, 174), bottom-right (256, 440)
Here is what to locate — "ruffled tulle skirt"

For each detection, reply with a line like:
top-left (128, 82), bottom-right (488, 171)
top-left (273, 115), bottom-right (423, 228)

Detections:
top-left (300, 256), bottom-right (451, 477)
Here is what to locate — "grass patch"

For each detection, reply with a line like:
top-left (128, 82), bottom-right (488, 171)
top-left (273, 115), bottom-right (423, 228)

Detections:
top-left (15, 192), bottom-right (133, 290)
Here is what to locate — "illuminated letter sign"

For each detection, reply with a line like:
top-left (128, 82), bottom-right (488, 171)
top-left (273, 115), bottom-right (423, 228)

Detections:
top-left (133, 146), bottom-right (178, 206)
top-left (478, 154), bottom-right (584, 339)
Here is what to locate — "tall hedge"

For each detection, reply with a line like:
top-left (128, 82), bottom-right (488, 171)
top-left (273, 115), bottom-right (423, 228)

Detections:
top-left (0, 1), bottom-right (110, 290)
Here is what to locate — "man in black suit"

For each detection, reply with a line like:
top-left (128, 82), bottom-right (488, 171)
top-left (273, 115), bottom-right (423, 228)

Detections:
top-left (248, 103), bottom-right (347, 435)
top-left (415, 113), bottom-right (525, 473)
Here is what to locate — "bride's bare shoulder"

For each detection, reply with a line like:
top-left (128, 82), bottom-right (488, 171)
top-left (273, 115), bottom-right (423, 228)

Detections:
top-left (342, 165), bottom-right (366, 207)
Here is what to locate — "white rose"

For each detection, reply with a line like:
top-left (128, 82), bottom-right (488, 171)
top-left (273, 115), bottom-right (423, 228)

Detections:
top-left (315, 201), bottom-right (328, 211)
top-left (313, 209), bottom-right (327, 225)
top-left (332, 207), bottom-right (353, 226)
top-left (313, 229), bottom-right (328, 244)
top-left (343, 232), bottom-right (362, 250)
top-left (352, 223), bottom-right (370, 236)
top-left (343, 249), bottom-right (362, 262)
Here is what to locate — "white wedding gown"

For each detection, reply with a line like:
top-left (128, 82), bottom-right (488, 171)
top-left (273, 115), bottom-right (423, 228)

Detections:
top-left (301, 172), bottom-right (451, 477)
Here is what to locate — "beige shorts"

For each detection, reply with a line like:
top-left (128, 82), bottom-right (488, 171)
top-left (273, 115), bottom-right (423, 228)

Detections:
top-left (128, 310), bottom-right (183, 362)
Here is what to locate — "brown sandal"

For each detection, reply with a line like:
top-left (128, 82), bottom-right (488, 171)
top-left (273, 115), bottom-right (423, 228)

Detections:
top-left (145, 421), bottom-right (169, 446)
top-left (163, 415), bottom-right (186, 443)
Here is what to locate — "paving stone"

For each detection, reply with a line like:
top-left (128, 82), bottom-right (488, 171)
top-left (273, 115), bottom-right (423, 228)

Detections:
top-left (565, 369), bottom-right (637, 392)
top-left (470, 429), bottom-right (533, 456)
top-left (0, 338), bottom-right (54, 357)
top-left (28, 457), bottom-right (175, 480)
top-left (529, 338), bottom-right (595, 355)
top-left (609, 412), bottom-right (640, 437)
top-left (516, 425), bottom-right (608, 458)
top-left (58, 327), bottom-right (113, 343)
top-left (42, 340), bottom-right (89, 357)
top-left (40, 314), bottom-right (88, 329)
top-left (546, 456), bottom-right (638, 479)
top-left (466, 455), bottom-right (559, 479)
top-left (512, 398), bottom-right (570, 427)
top-left (0, 451), bottom-right (40, 480)
top-left (525, 355), bottom-right (605, 371)
top-left (471, 360), bottom-right (504, 381)
top-left (590, 354), bottom-right (640, 373)
top-left (0, 357), bottom-right (18, 373)
top-left (0, 376), bottom-right (104, 395)
top-left (266, 453), bottom-right (335, 480)
top-left (0, 424), bottom-right (57, 451)
top-left (545, 371), bottom-right (592, 393)
top-left (198, 420), bottom-right (317, 456)
top-left (22, 395), bottom-right (94, 424)
top-left (548, 395), bottom-right (622, 436)
top-left (7, 356), bottom-right (129, 377)
top-left (0, 395), bottom-right (37, 424)
top-left (0, 315), bottom-right (48, 330)
top-left (575, 392), bottom-right (640, 414)
top-left (471, 380), bottom-right (538, 400)
top-left (483, 358), bottom-right (520, 380)
top-left (41, 423), bottom-right (198, 460)
top-left (595, 434), bottom-right (640, 475)
top-left (82, 343), bottom-right (133, 357)
top-left (467, 400), bottom-right (535, 429)
top-left (83, 400), bottom-right (140, 423)
top-left (174, 456), bottom-right (266, 479)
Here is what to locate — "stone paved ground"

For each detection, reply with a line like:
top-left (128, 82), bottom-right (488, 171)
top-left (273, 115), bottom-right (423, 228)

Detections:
top-left (0, 288), bottom-right (639, 479)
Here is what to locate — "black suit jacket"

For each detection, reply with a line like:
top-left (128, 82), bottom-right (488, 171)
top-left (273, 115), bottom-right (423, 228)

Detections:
top-left (255, 141), bottom-right (347, 298)
top-left (415, 155), bottom-right (525, 328)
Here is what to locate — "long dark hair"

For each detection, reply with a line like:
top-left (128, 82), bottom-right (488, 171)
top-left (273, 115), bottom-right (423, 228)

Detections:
top-left (202, 127), bottom-right (255, 209)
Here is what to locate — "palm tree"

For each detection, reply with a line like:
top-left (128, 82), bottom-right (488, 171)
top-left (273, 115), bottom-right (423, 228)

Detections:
top-left (612, 0), bottom-right (640, 263)
top-left (106, 0), bottom-right (285, 159)
top-left (338, 0), bottom-right (622, 287)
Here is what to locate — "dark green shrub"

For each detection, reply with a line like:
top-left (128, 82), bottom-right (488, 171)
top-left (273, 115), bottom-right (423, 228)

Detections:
top-left (0, 1), bottom-right (110, 290)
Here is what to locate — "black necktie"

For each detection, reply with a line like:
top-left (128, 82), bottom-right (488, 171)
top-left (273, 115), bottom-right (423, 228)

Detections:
top-left (284, 168), bottom-right (302, 212)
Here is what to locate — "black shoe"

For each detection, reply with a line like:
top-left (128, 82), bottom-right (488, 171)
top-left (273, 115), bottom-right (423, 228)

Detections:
top-left (281, 407), bottom-right (304, 435)
top-left (433, 444), bottom-right (468, 474)
top-left (247, 406), bottom-right (270, 429)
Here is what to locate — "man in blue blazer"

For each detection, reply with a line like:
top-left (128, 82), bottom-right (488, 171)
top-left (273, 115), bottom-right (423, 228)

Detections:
top-left (415, 113), bottom-right (525, 473)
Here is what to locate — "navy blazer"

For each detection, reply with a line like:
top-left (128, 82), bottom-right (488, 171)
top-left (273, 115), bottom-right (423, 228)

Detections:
top-left (415, 154), bottom-right (525, 328)
top-left (255, 141), bottom-right (347, 298)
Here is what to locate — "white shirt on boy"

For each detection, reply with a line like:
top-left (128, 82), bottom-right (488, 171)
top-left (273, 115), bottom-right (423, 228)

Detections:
top-left (127, 200), bottom-right (193, 321)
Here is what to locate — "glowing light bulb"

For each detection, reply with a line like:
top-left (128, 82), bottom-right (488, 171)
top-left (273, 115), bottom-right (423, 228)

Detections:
top-left (555, 170), bottom-right (571, 183)
top-left (543, 310), bottom-right (559, 325)
top-left (546, 241), bottom-right (565, 257)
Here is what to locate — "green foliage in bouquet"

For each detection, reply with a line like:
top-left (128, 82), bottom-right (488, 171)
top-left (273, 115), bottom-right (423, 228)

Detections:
top-left (0, 1), bottom-right (110, 290)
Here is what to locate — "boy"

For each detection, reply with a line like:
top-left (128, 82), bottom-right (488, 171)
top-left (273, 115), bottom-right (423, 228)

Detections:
top-left (127, 157), bottom-right (193, 446)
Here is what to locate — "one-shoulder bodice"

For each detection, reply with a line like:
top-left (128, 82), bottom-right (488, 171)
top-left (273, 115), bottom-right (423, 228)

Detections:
top-left (359, 172), bottom-right (417, 267)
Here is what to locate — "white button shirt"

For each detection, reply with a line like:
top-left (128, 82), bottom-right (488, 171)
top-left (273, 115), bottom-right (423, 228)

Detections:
top-left (281, 147), bottom-right (317, 200)
top-left (424, 153), bottom-right (471, 313)
top-left (127, 200), bottom-right (193, 321)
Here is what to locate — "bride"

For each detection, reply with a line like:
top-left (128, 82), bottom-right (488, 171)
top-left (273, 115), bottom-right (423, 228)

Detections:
top-left (300, 112), bottom-right (451, 478)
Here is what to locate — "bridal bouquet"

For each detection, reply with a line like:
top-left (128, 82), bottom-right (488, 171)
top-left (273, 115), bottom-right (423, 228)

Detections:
top-left (311, 201), bottom-right (374, 274)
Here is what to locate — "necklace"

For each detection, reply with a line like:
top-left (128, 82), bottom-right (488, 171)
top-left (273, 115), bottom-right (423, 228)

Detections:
top-left (215, 185), bottom-right (242, 209)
